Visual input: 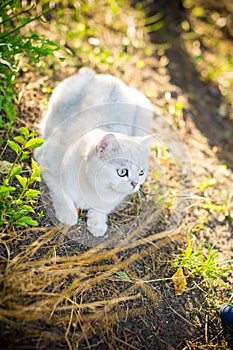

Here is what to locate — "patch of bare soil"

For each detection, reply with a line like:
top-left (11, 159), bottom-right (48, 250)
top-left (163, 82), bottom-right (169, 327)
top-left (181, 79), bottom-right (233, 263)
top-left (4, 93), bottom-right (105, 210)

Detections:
top-left (0, 1), bottom-right (232, 349)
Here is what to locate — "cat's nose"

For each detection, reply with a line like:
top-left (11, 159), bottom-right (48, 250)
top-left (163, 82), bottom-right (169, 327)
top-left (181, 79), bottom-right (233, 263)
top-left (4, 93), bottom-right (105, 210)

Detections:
top-left (131, 181), bottom-right (138, 188)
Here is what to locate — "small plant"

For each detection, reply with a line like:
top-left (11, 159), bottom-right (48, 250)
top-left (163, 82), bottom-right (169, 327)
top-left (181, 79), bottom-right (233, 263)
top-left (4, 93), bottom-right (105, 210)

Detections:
top-left (0, 1), bottom-right (61, 229)
top-left (199, 175), bottom-right (216, 193)
top-left (172, 234), bottom-right (230, 288)
top-left (0, 127), bottom-right (44, 228)
top-left (0, 0), bottom-right (59, 125)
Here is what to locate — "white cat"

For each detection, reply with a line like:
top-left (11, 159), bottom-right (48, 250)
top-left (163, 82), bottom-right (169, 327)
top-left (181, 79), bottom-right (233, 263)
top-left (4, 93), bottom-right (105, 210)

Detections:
top-left (35, 68), bottom-right (154, 237)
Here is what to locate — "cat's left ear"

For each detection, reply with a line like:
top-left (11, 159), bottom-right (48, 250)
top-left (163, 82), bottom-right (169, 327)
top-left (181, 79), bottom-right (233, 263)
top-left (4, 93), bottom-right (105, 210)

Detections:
top-left (96, 133), bottom-right (120, 159)
top-left (140, 134), bottom-right (156, 151)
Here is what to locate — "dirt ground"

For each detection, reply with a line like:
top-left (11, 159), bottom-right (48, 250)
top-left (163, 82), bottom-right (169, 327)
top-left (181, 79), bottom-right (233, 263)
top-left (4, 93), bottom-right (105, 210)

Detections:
top-left (1, 1), bottom-right (233, 349)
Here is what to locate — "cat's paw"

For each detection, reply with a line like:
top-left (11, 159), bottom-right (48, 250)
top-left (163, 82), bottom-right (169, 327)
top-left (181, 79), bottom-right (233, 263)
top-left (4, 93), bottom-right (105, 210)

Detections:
top-left (87, 210), bottom-right (107, 237)
top-left (87, 223), bottom-right (107, 237)
top-left (55, 209), bottom-right (78, 226)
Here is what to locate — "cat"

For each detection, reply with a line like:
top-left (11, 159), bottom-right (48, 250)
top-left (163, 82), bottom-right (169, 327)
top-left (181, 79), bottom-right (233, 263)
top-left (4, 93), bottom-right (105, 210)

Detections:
top-left (34, 68), bottom-right (154, 237)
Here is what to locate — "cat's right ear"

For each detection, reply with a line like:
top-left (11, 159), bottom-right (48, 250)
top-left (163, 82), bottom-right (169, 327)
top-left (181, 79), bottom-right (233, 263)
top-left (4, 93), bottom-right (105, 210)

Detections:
top-left (96, 133), bottom-right (120, 159)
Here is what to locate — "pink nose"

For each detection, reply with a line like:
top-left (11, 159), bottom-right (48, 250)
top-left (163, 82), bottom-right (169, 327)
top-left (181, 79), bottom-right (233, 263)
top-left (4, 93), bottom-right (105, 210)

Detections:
top-left (131, 181), bottom-right (138, 188)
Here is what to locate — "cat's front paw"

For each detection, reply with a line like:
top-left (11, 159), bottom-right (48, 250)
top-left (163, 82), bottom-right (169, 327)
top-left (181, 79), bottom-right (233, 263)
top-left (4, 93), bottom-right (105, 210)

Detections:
top-left (55, 208), bottom-right (78, 226)
top-left (87, 210), bottom-right (107, 237)
top-left (87, 223), bottom-right (107, 237)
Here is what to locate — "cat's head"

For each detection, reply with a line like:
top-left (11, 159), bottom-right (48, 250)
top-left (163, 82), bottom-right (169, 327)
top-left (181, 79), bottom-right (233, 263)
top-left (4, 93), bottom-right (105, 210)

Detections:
top-left (86, 132), bottom-right (153, 200)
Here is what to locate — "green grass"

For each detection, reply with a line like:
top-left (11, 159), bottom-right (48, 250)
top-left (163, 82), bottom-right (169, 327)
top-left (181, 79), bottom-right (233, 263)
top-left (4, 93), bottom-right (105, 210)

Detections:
top-left (172, 234), bottom-right (231, 289)
top-left (0, 0), bottom-right (59, 126)
top-left (0, 127), bottom-right (44, 228)
top-left (0, 0), bottom-right (59, 228)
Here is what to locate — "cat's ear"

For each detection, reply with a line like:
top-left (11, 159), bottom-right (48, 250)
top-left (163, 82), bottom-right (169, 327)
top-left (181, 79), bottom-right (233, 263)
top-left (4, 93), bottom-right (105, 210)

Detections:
top-left (96, 133), bottom-right (120, 159)
top-left (140, 134), bottom-right (156, 151)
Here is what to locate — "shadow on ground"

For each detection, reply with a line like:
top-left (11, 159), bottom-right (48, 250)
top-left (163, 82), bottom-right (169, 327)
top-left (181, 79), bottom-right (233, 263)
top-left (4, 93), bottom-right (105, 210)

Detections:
top-left (144, 0), bottom-right (233, 169)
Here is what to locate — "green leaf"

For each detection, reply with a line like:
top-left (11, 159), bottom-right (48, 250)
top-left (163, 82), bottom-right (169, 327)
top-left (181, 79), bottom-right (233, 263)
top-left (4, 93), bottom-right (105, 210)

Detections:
top-left (14, 135), bottom-right (25, 144)
top-left (16, 216), bottom-right (38, 227)
top-left (7, 140), bottom-right (21, 155)
top-left (0, 185), bottom-right (16, 194)
top-left (16, 175), bottom-right (27, 188)
top-left (9, 165), bottom-right (22, 178)
top-left (5, 100), bottom-right (16, 121)
top-left (0, 57), bottom-right (14, 70)
top-left (29, 131), bottom-right (38, 138)
top-left (115, 271), bottom-right (130, 280)
top-left (18, 17), bottom-right (32, 26)
top-left (30, 158), bottom-right (44, 182)
top-left (24, 137), bottom-right (44, 149)
top-left (24, 189), bottom-right (40, 199)
top-left (19, 205), bottom-right (35, 214)
top-left (15, 198), bottom-right (23, 206)
top-left (20, 127), bottom-right (30, 139)
top-left (0, 116), bottom-right (3, 127)
top-left (31, 158), bottom-right (40, 172)
top-left (20, 151), bottom-right (29, 161)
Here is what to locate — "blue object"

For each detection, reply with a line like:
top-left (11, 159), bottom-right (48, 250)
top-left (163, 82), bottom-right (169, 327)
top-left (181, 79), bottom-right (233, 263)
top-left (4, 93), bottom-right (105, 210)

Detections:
top-left (220, 304), bottom-right (233, 326)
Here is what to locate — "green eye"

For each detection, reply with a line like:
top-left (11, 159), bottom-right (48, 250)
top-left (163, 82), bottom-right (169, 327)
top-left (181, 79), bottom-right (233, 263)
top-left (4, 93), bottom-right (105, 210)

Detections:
top-left (117, 168), bottom-right (128, 177)
top-left (139, 170), bottom-right (144, 176)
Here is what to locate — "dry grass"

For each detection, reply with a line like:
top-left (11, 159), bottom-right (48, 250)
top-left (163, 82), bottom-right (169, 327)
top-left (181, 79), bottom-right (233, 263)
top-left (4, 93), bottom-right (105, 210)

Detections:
top-left (0, 216), bottom-right (184, 349)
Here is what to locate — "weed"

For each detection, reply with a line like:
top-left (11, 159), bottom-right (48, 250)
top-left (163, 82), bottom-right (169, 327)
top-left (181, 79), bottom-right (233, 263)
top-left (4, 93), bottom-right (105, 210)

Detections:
top-left (172, 234), bottom-right (230, 289)
top-left (199, 176), bottom-right (216, 193)
top-left (0, 127), bottom-right (44, 228)
top-left (115, 270), bottom-right (130, 280)
top-left (0, 0), bottom-right (59, 125)
top-left (0, 1), bottom-right (60, 229)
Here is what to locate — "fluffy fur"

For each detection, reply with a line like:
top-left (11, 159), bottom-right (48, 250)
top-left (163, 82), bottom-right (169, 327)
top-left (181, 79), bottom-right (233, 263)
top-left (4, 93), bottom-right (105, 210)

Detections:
top-left (35, 68), bottom-right (153, 237)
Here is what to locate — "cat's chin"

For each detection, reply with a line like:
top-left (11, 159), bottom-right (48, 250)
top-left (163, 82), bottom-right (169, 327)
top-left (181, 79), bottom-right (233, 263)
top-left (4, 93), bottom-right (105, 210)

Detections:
top-left (132, 184), bottom-right (140, 193)
top-left (114, 188), bottom-right (139, 196)
top-left (108, 182), bottom-right (141, 195)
